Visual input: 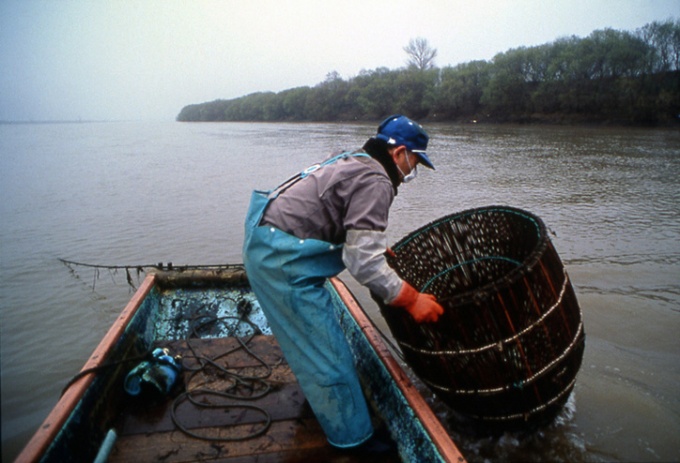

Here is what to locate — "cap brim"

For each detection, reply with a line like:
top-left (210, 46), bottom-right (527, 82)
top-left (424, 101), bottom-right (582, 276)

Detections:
top-left (413, 151), bottom-right (435, 169)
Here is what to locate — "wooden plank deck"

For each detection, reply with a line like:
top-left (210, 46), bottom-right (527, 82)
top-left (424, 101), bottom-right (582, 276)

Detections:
top-left (107, 335), bottom-right (400, 463)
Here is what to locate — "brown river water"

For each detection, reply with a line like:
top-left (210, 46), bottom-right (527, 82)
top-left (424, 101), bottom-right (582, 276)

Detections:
top-left (1, 121), bottom-right (678, 462)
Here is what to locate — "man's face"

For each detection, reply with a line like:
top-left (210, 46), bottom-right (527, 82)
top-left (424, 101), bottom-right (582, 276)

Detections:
top-left (392, 146), bottom-right (419, 182)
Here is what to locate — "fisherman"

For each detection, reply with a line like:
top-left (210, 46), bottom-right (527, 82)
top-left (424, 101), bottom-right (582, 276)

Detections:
top-left (242, 115), bottom-right (444, 453)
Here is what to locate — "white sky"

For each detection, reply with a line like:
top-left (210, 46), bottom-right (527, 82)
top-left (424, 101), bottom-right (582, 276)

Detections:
top-left (1, 0), bottom-right (677, 121)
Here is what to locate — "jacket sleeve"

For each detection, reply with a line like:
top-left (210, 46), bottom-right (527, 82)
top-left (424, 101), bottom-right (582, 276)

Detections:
top-left (342, 229), bottom-right (404, 303)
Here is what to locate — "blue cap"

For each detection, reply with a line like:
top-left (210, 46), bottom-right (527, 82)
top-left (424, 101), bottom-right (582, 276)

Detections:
top-left (376, 114), bottom-right (434, 169)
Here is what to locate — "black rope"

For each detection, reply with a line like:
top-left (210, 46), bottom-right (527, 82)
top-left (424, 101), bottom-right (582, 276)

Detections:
top-left (168, 297), bottom-right (274, 442)
top-left (60, 351), bottom-right (151, 397)
top-left (171, 393), bottom-right (271, 442)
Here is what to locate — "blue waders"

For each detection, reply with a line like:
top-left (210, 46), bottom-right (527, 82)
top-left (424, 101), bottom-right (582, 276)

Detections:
top-left (242, 155), bottom-right (374, 448)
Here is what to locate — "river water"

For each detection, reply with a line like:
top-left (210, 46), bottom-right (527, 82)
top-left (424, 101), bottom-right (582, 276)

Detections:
top-left (1, 121), bottom-right (678, 462)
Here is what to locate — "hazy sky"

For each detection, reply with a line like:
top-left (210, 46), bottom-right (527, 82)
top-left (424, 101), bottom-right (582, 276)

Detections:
top-left (1, 0), bottom-right (677, 121)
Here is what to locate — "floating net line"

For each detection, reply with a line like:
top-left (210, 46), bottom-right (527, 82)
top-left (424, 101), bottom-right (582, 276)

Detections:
top-left (58, 258), bottom-right (242, 291)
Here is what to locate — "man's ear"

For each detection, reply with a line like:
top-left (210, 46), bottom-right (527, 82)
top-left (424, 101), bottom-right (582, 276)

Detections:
top-left (387, 146), bottom-right (399, 162)
top-left (389, 145), bottom-right (406, 162)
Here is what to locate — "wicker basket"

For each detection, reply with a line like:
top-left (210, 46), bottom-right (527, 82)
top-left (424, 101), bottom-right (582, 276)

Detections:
top-left (375, 206), bottom-right (585, 429)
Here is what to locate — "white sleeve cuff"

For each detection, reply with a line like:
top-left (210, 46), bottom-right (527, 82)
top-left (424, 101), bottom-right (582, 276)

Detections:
top-left (342, 229), bottom-right (403, 303)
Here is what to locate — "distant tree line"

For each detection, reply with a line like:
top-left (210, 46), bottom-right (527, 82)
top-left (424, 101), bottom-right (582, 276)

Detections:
top-left (177, 20), bottom-right (680, 125)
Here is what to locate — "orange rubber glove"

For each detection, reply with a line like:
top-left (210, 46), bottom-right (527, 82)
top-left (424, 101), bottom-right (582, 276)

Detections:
top-left (390, 281), bottom-right (444, 323)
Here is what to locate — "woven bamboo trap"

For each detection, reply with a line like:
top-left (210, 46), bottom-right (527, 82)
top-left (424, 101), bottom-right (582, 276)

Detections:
top-left (376, 206), bottom-right (585, 429)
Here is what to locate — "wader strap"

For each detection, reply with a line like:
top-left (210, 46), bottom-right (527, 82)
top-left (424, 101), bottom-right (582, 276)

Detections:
top-left (268, 152), bottom-right (370, 199)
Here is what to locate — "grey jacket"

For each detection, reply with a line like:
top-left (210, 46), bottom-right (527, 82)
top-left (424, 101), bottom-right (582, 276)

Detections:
top-left (262, 153), bottom-right (403, 303)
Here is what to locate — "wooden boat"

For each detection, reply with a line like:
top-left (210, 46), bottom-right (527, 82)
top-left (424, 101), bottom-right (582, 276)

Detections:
top-left (16, 266), bottom-right (466, 463)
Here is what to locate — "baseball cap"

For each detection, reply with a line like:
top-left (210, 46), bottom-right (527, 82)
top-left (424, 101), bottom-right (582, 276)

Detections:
top-left (375, 114), bottom-right (434, 169)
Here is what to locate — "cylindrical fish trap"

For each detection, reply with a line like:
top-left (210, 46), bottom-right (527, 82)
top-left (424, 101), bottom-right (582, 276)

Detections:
top-left (375, 206), bottom-right (585, 429)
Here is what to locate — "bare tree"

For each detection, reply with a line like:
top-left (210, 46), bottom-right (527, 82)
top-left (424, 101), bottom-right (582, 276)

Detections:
top-left (404, 37), bottom-right (438, 70)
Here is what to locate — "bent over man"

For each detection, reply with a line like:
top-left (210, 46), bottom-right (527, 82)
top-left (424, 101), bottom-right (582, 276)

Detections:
top-left (242, 115), bottom-right (444, 452)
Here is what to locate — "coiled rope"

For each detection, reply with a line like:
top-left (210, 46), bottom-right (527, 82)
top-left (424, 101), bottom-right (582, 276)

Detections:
top-left (168, 296), bottom-right (275, 442)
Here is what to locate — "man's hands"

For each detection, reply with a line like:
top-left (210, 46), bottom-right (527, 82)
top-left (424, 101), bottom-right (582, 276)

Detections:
top-left (390, 281), bottom-right (444, 323)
